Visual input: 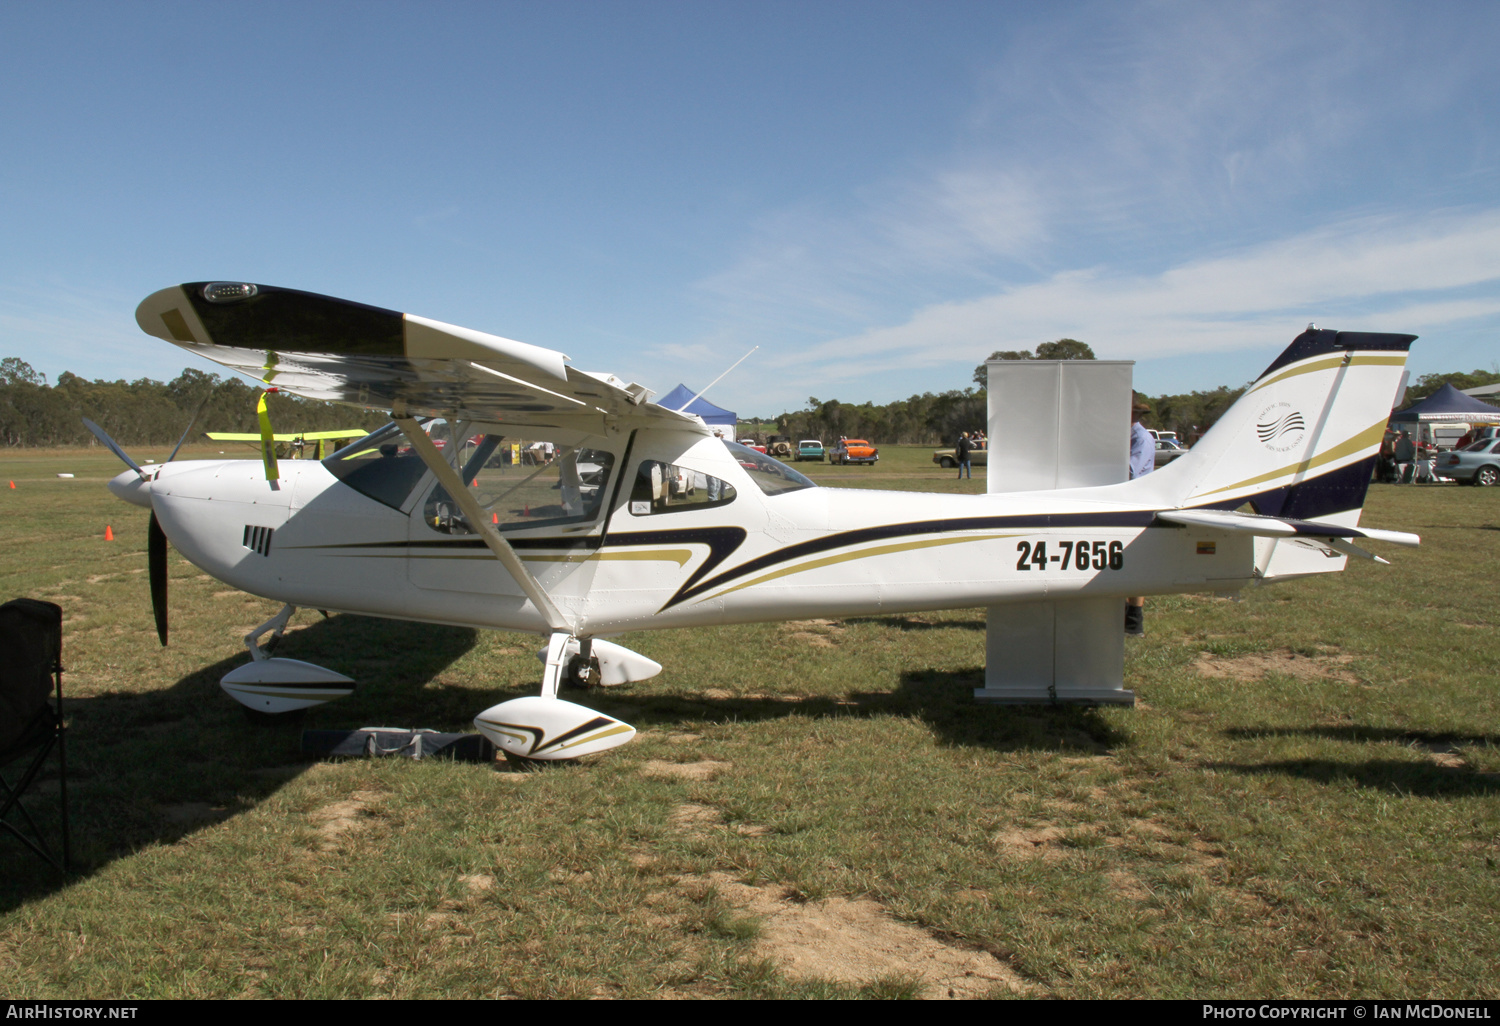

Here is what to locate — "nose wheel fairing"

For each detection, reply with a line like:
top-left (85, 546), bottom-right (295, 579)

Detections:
top-left (219, 604), bottom-right (355, 715)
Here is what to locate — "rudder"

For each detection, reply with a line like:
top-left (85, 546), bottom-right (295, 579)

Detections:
top-left (1144, 328), bottom-right (1414, 521)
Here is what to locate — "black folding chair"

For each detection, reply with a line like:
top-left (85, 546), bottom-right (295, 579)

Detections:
top-left (0, 599), bottom-right (69, 874)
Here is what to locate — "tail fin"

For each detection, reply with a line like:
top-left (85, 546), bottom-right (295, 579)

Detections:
top-left (1141, 328), bottom-right (1414, 520)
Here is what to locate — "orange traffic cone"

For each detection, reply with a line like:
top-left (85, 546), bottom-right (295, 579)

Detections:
top-left (523, 503), bottom-right (530, 517)
top-left (104, 525), bottom-right (114, 541)
top-left (7, 480), bottom-right (13, 489)
top-left (491, 512), bottom-right (498, 524)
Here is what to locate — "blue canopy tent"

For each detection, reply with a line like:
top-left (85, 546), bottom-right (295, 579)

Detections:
top-left (1390, 383), bottom-right (1500, 425)
top-left (654, 384), bottom-right (737, 433)
top-left (1388, 383), bottom-right (1500, 481)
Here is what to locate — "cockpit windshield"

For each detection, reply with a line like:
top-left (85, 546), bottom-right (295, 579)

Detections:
top-left (723, 440), bottom-right (816, 496)
top-left (321, 422), bottom-right (430, 510)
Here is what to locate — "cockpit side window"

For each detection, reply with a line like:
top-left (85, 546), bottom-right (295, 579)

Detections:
top-left (424, 438), bottom-right (616, 535)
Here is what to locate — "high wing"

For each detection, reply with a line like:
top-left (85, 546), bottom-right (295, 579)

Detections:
top-left (136, 282), bottom-right (700, 434)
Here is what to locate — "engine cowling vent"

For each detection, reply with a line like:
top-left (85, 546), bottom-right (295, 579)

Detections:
top-left (243, 525), bottom-right (274, 557)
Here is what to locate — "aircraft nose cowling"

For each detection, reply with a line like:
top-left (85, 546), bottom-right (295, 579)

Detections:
top-left (108, 468), bottom-right (153, 508)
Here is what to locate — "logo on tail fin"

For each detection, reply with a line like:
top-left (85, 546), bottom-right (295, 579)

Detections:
top-left (1256, 403), bottom-right (1306, 452)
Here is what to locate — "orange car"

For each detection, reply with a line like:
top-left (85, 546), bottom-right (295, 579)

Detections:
top-left (831, 439), bottom-right (879, 465)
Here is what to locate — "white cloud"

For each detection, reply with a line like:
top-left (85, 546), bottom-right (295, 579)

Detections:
top-left (772, 208), bottom-right (1500, 377)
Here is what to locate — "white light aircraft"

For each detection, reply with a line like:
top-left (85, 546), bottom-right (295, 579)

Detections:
top-left (98, 282), bottom-right (1420, 762)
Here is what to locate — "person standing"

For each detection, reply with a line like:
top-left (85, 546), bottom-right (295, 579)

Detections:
top-left (1126, 398), bottom-right (1155, 636)
top-left (1393, 430), bottom-right (1416, 484)
top-left (956, 431), bottom-right (973, 479)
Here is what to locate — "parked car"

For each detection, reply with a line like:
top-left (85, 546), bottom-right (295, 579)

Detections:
top-left (932, 441), bottom-right (988, 468)
top-left (1154, 437), bottom-right (1189, 467)
top-left (1433, 438), bottom-right (1500, 486)
top-left (737, 438), bottom-right (767, 455)
top-left (832, 439), bottom-right (879, 465)
top-left (796, 439), bottom-right (825, 462)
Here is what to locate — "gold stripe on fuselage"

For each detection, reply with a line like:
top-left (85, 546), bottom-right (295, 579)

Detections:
top-left (708, 532), bottom-right (1020, 601)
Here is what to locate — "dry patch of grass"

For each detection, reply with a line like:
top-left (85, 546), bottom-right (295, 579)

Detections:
top-left (1193, 647), bottom-right (1358, 683)
top-left (683, 872), bottom-right (1029, 998)
top-left (640, 759), bottom-right (733, 780)
top-left (784, 618), bottom-right (844, 648)
top-left (309, 788), bottom-right (386, 851)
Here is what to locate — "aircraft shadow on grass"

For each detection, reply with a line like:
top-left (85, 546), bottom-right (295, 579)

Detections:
top-left (1208, 759), bottom-right (1500, 797)
top-left (0, 614), bottom-right (481, 910)
top-left (842, 615), bottom-right (989, 633)
top-left (1221, 725), bottom-right (1500, 747)
top-left (2, 617), bottom-right (1122, 910)
top-left (594, 666), bottom-right (1128, 757)
top-left (1214, 725), bottom-right (1500, 797)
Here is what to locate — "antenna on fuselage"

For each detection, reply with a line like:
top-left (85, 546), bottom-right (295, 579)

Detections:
top-left (674, 346), bottom-right (759, 413)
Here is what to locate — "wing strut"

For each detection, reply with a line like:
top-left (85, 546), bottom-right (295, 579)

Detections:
top-left (395, 418), bottom-right (571, 634)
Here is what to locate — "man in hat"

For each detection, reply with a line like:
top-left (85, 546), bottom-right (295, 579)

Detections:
top-left (1126, 397), bottom-right (1155, 636)
top-left (1393, 429), bottom-right (1416, 484)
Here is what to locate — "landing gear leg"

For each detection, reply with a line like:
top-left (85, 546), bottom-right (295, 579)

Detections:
top-left (246, 603), bottom-right (297, 661)
top-left (539, 630), bottom-right (569, 700)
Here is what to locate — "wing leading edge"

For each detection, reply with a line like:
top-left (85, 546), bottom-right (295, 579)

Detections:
top-left (136, 283), bottom-right (699, 434)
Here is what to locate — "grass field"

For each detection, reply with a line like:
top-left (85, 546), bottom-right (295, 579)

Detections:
top-left (1, 443), bottom-right (1497, 999)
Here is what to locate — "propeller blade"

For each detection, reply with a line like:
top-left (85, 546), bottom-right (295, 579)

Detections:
top-left (148, 512), bottom-right (168, 646)
top-left (83, 418), bottom-right (147, 480)
top-left (166, 395), bottom-right (212, 464)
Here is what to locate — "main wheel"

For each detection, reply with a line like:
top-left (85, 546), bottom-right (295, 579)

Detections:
top-left (1477, 465), bottom-right (1499, 487)
top-left (565, 653), bottom-right (601, 688)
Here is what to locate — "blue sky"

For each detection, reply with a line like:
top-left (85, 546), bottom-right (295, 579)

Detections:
top-left (3, 1), bottom-right (1498, 417)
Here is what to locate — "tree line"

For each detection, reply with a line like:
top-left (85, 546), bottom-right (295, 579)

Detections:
top-left (6, 346), bottom-right (1494, 451)
top-left (0, 358), bottom-right (387, 448)
top-left (745, 341), bottom-right (1499, 447)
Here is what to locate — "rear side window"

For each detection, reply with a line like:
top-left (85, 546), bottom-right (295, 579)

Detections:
top-left (629, 461), bottom-right (735, 515)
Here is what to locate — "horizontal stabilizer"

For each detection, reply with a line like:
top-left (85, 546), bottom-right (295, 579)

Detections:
top-left (1157, 509), bottom-right (1419, 547)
